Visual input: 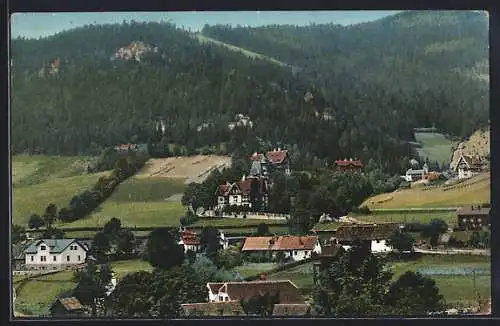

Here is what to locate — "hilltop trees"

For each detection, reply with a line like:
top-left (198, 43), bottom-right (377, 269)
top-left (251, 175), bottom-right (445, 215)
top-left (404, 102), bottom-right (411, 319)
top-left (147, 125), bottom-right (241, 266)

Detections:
top-left (28, 214), bottom-right (44, 229)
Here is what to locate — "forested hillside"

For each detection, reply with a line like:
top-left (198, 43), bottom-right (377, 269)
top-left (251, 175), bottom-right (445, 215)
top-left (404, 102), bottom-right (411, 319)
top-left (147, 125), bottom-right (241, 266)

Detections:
top-left (10, 11), bottom-right (489, 175)
top-left (202, 10), bottom-right (489, 138)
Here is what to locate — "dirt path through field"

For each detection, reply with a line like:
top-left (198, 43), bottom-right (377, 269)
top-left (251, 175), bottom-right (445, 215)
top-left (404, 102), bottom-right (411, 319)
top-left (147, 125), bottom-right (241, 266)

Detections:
top-left (136, 155), bottom-right (232, 184)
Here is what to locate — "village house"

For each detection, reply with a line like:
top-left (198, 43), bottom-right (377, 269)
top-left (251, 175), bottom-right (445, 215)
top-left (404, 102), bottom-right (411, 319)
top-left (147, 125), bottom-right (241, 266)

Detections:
top-left (457, 205), bottom-right (490, 230)
top-left (328, 223), bottom-right (399, 253)
top-left (24, 239), bottom-right (88, 271)
top-left (178, 228), bottom-right (202, 253)
top-left (241, 235), bottom-right (322, 261)
top-left (402, 163), bottom-right (429, 182)
top-left (453, 154), bottom-right (485, 180)
top-left (50, 297), bottom-right (87, 318)
top-left (333, 158), bottom-right (364, 172)
top-left (114, 143), bottom-right (138, 152)
top-left (250, 148), bottom-right (292, 175)
top-left (215, 175), bottom-right (269, 211)
top-left (181, 301), bottom-right (246, 317)
top-left (206, 280), bottom-right (305, 304)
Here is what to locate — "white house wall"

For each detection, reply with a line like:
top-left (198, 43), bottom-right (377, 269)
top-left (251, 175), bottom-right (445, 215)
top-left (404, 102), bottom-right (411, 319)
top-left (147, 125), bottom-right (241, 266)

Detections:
top-left (370, 240), bottom-right (392, 253)
top-left (25, 242), bottom-right (87, 270)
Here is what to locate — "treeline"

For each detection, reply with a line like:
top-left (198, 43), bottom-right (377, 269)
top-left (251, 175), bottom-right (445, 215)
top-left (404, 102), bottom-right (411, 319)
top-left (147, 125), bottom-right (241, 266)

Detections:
top-left (28, 151), bottom-right (148, 228)
top-left (13, 20), bottom-right (426, 175)
top-left (202, 10), bottom-right (489, 139)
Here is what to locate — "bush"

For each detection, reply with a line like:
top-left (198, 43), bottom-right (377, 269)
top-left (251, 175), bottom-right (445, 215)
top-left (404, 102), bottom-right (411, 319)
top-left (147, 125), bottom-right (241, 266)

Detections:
top-left (352, 205), bottom-right (371, 215)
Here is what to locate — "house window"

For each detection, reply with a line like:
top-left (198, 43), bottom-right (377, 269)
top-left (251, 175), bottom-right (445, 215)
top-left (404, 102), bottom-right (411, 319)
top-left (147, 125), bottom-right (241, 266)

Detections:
top-left (219, 296), bottom-right (223, 301)
top-left (294, 251), bottom-right (298, 256)
top-left (78, 255), bottom-right (81, 261)
top-left (232, 196), bottom-right (238, 201)
top-left (40, 256), bottom-right (47, 262)
top-left (53, 256), bottom-right (57, 262)
top-left (66, 256), bottom-right (70, 262)
top-left (225, 297), bottom-right (229, 301)
top-left (305, 251), bottom-right (309, 256)
top-left (30, 256), bottom-right (34, 262)
top-left (40, 245), bottom-right (46, 251)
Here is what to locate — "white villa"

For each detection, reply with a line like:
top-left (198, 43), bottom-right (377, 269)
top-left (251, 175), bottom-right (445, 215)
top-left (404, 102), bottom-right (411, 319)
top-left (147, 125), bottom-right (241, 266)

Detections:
top-left (453, 154), bottom-right (485, 180)
top-left (402, 163), bottom-right (429, 182)
top-left (24, 239), bottom-right (88, 271)
top-left (241, 236), bottom-right (322, 262)
top-left (178, 229), bottom-right (202, 253)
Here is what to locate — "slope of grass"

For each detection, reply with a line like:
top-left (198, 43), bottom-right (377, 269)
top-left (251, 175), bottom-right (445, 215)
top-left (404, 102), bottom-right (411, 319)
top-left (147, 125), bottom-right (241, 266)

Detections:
top-left (192, 218), bottom-right (287, 228)
top-left (362, 173), bottom-right (490, 209)
top-left (12, 154), bottom-right (92, 187)
top-left (414, 132), bottom-right (457, 165)
top-left (351, 210), bottom-right (458, 226)
top-left (269, 262), bottom-right (314, 289)
top-left (110, 259), bottom-right (154, 280)
top-left (234, 263), bottom-right (277, 278)
top-left (15, 271), bottom-right (76, 316)
top-left (13, 171), bottom-right (110, 226)
top-left (105, 177), bottom-right (186, 202)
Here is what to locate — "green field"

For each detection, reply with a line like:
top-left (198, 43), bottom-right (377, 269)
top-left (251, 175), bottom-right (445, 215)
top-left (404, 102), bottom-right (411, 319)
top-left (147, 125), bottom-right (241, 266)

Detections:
top-left (192, 218), bottom-right (287, 228)
top-left (12, 154), bottom-right (93, 187)
top-left (234, 263), bottom-right (277, 278)
top-left (13, 171), bottom-right (110, 226)
top-left (267, 255), bottom-right (490, 308)
top-left (414, 132), bottom-right (457, 165)
top-left (363, 173), bottom-right (490, 210)
top-left (352, 210), bottom-right (458, 226)
top-left (57, 177), bottom-right (187, 228)
top-left (110, 259), bottom-right (154, 280)
top-left (15, 271), bottom-right (76, 316)
top-left (12, 155), bottom-right (112, 226)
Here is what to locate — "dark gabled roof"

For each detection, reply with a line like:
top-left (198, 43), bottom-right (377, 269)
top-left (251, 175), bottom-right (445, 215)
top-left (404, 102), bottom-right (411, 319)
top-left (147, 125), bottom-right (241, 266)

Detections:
top-left (207, 282), bottom-right (225, 294)
top-left (24, 239), bottom-right (87, 254)
top-left (334, 223), bottom-right (399, 241)
top-left (272, 304), bottom-right (312, 316)
top-left (181, 301), bottom-right (246, 317)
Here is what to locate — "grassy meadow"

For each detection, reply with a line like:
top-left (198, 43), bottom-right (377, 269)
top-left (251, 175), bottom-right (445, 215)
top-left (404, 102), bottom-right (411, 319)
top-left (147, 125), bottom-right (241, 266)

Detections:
top-left (234, 262), bottom-right (277, 278)
top-left (110, 259), bottom-right (154, 280)
top-left (351, 210), bottom-right (458, 226)
top-left (362, 173), bottom-right (490, 210)
top-left (14, 271), bottom-right (76, 316)
top-left (57, 177), bottom-right (187, 228)
top-left (414, 132), bottom-right (457, 165)
top-left (12, 154), bottom-right (110, 226)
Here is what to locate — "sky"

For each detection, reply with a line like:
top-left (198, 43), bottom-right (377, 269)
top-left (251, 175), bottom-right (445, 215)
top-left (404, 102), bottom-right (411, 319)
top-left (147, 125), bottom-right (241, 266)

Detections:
top-left (10, 11), bottom-right (402, 39)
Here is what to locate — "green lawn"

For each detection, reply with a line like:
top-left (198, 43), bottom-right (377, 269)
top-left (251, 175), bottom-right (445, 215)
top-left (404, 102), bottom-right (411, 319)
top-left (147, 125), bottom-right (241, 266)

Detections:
top-left (60, 200), bottom-right (185, 228)
top-left (234, 263), bottom-right (277, 278)
top-left (12, 154), bottom-right (93, 187)
top-left (351, 210), bottom-right (458, 226)
top-left (13, 171), bottom-right (110, 226)
top-left (107, 177), bottom-right (186, 202)
top-left (110, 259), bottom-right (154, 280)
top-left (414, 132), bottom-right (457, 165)
top-left (15, 271), bottom-right (76, 316)
top-left (192, 218), bottom-right (287, 228)
top-left (269, 262), bottom-right (314, 289)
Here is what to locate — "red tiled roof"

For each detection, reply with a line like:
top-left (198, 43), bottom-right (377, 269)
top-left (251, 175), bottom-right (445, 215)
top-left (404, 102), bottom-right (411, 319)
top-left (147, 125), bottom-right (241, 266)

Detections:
top-left (334, 159), bottom-right (363, 167)
top-left (56, 297), bottom-right (84, 311)
top-left (242, 236), bottom-right (318, 251)
top-left (217, 183), bottom-right (234, 196)
top-left (221, 280), bottom-right (304, 304)
top-left (266, 150), bottom-right (288, 165)
top-left (334, 223), bottom-right (399, 241)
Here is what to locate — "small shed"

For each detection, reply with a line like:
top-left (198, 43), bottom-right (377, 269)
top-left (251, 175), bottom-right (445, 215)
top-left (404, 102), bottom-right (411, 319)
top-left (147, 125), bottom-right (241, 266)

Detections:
top-left (50, 297), bottom-right (87, 317)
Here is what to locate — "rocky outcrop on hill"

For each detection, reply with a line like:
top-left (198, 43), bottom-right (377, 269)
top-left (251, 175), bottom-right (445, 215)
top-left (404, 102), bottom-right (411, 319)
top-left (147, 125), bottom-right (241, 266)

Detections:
top-left (450, 126), bottom-right (490, 169)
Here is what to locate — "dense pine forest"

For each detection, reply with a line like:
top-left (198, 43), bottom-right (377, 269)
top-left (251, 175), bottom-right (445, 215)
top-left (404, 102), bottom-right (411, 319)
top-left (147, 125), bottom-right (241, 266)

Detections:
top-left (11, 11), bottom-right (489, 174)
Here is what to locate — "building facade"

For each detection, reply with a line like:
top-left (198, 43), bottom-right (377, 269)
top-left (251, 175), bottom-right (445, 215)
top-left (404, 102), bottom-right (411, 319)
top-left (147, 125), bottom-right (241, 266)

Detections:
top-left (454, 154), bottom-right (484, 180)
top-left (24, 239), bottom-right (88, 271)
top-left (457, 205), bottom-right (490, 230)
top-left (241, 236), bottom-right (322, 261)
